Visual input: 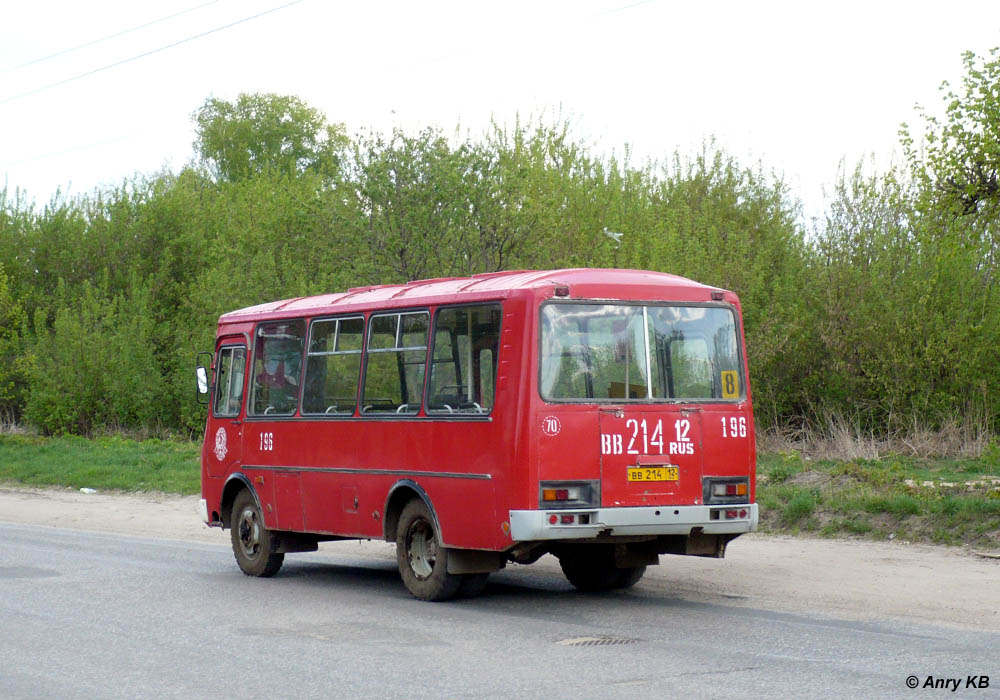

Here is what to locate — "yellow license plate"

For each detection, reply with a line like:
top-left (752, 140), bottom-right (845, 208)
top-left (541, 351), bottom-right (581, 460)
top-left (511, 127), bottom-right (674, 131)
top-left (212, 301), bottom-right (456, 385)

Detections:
top-left (627, 466), bottom-right (679, 482)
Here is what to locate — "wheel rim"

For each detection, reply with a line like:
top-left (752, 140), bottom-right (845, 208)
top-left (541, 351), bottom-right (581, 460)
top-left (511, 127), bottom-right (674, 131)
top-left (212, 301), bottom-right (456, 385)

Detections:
top-left (406, 518), bottom-right (436, 580)
top-left (237, 507), bottom-right (261, 559)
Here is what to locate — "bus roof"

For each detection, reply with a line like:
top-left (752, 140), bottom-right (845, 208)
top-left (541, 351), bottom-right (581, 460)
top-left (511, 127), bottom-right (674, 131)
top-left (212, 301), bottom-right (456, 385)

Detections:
top-left (218, 268), bottom-right (727, 324)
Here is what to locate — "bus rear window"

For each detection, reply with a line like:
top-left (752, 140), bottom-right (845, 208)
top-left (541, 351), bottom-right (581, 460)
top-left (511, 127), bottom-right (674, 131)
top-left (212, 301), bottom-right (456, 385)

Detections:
top-left (540, 303), bottom-right (742, 401)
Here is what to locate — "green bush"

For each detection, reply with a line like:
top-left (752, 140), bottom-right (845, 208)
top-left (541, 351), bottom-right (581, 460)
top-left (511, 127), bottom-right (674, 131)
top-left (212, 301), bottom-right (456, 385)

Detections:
top-left (24, 281), bottom-right (164, 434)
top-left (782, 492), bottom-right (817, 523)
top-left (885, 494), bottom-right (922, 517)
top-left (0, 263), bottom-right (28, 423)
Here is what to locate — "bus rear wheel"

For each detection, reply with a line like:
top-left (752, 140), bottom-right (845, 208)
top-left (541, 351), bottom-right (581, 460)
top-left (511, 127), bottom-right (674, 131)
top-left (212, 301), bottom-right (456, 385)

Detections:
top-left (231, 489), bottom-right (284, 578)
top-left (396, 499), bottom-right (461, 601)
top-left (457, 572), bottom-right (490, 597)
top-left (558, 547), bottom-right (646, 592)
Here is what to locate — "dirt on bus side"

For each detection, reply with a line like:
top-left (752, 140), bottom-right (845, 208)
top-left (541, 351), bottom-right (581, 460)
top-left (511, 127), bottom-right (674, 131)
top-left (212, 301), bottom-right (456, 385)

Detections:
top-left (1, 485), bottom-right (996, 631)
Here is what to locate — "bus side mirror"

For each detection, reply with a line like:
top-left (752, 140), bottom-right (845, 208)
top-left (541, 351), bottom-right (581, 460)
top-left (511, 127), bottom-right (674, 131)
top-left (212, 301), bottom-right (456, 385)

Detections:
top-left (196, 352), bottom-right (212, 405)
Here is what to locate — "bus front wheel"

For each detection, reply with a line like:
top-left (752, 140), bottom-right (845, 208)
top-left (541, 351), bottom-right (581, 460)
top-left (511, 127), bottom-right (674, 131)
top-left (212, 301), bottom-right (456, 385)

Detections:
top-left (396, 499), bottom-right (462, 601)
top-left (231, 489), bottom-right (284, 578)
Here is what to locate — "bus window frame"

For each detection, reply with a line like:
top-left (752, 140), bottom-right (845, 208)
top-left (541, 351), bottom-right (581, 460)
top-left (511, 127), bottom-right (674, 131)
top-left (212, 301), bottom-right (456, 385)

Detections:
top-left (359, 308), bottom-right (431, 418)
top-left (537, 299), bottom-right (746, 405)
top-left (654, 330), bottom-right (713, 400)
top-left (424, 301), bottom-right (504, 419)
top-left (246, 318), bottom-right (308, 420)
top-left (300, 314), bottom-right (365, 418)
top-left (211, 343), bottom-right (248, 419)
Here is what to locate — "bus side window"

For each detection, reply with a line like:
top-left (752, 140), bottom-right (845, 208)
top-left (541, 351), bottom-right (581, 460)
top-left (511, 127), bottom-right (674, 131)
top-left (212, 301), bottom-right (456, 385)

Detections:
top-left (427, 304), bottom-right (501, 414)
top-left (213, 346), bottom-right (246, 417)
top-left (249, 320), bottom-right (305, 416)
top-left (302, 317), bottom-right (363, 415)
top-left (362, 312), bottom-right (428, 415)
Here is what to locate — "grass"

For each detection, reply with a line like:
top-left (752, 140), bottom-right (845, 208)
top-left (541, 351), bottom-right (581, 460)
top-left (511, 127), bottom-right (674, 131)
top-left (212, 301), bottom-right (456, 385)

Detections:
top-left (757, 451), bottom-right (1000, 549)
top-left (1, 433), bottom-right (998, 549)
top-left (0, 434), bottom-right (200, 494)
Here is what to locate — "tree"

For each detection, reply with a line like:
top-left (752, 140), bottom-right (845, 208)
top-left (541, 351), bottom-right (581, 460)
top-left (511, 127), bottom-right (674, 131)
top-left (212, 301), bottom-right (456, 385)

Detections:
top-left (894, 47), bottom-right (1000, 430)
top-left (25, 281), bottom-right (165, 435)
top-left (0, 264), bottom-right (28, 424)
top-left (636, 145), bottom-right (810, 426)
top-left (348, 127), bottom-right (474, 282)
top-left (193, 93), bottom-right (348, 182)
top-left (901, 48), bottom-right (1000, 221)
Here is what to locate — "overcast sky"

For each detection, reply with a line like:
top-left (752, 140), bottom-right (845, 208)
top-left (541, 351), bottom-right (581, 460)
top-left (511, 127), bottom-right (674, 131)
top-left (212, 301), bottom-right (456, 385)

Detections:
top-left (2, 0), bottom-right (999, 221)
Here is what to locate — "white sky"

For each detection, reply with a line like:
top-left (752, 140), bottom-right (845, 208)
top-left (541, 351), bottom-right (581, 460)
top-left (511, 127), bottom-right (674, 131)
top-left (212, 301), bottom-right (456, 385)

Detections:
top-left (2, 0), bottom-right (999, 222)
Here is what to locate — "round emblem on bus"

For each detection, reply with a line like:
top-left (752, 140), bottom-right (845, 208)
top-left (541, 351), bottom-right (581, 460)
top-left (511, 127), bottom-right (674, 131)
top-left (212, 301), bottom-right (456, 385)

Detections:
top-left (214, 427), bottom-right (228, 461)
top-left (541, 415), bottom-right (561, 436)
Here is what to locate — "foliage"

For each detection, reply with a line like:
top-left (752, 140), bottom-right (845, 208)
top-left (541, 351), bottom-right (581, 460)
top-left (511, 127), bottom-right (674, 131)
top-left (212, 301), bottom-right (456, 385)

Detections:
top-left (348, 127), bottom-right (475, 281)
top-left (193, 93), bottom-right (349, 182)
top-left (809, 47), bottom-right (1000, 433)
top-left (0, 262), bottom-right (29, 423)
top-left (901, 48), bottom-right (1000, 221)
top-left (24, 281), bottom-right (164, 434)
top-left (782, 491), bottom-right (818, 523)
top-left (2, 66), bottom-right (1000, 442)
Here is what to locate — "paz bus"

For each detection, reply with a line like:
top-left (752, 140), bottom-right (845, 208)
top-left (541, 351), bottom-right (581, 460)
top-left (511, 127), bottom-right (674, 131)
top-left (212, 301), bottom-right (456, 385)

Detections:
top-left (196, 268), bottom-right (758, 600)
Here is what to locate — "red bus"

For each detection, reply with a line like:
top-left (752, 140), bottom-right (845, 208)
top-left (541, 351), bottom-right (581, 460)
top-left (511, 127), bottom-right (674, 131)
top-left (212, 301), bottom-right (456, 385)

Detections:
top-left (196, 268), bottom-right (757, 600)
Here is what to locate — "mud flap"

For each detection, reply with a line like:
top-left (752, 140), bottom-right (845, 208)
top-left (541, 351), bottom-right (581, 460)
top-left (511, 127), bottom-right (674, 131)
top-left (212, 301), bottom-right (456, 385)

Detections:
top-left (272, 532), bottom-right (319, 554)
top-left (446, 548), bottom-right (505, 574)
top-left (685, 530), bottom-right (732, 558)
top-left (651, 531), bottom-right (737, 558)
top-left (614, 544), bottom-right (660, 568)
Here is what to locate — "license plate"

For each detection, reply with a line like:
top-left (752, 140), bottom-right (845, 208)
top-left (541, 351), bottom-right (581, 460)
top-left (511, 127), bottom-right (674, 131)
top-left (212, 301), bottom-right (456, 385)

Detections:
top-left (627, 466), bottom-right (679, 482)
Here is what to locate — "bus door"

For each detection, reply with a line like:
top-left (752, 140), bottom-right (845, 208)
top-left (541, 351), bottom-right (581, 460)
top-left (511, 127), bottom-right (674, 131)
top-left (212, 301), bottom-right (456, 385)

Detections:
top-left (246, 320), bottom-right (307, 532)
top-left (207, 339), bottom-right (248, 479)
top-left (599, 408), bottom-right (704, 507)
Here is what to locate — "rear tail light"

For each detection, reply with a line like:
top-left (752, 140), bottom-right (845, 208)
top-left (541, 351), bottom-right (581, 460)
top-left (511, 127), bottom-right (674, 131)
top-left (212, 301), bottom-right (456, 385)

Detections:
top-left (704, 477), bottom-right (751, 504)
top-left (711, 508), bottom-right (750, 520)
top-left (547, 512), bottom-right (592, 526)
top-left (712, 482), bottom-right (747, 497)
top-left (539, 480), bottom-right (599, 509)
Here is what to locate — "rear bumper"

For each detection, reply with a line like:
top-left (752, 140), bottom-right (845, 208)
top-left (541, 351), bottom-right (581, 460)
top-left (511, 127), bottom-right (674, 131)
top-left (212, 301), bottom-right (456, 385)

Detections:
top-left (509, 503), bottom-right (758, 541)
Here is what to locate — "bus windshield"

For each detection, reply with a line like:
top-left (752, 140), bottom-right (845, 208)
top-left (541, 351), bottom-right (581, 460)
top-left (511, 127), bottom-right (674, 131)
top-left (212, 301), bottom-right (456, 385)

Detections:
top-left (540, 302), bottom-right (742, 401)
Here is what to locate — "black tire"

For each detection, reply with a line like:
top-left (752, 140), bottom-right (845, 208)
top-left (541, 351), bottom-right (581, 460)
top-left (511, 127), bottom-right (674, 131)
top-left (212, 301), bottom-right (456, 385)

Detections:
top-left (396, 499), bottom-right (461, 601)
top-left (456, 573), bottom-right (490, 598)
top-left (231, 489), bottom-right (284, 577)
top-left (613, 565), bottom-right (647, 589)
top-left (559, 547), bottom-right (646, 592)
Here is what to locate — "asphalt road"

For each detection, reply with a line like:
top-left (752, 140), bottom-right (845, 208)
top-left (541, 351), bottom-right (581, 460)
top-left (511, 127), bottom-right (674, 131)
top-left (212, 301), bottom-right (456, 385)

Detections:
top-left (1, 522), bottom-right (997, 699)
